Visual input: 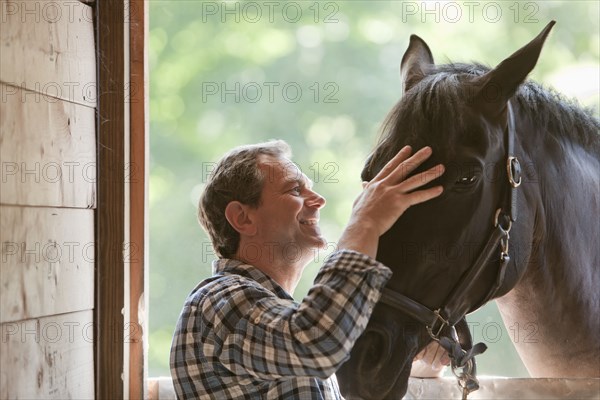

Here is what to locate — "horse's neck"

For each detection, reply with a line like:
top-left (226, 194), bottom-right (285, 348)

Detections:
top-left (513, 114), bottom-right (599, 304)
top-left (496, 115), bottom-right (600, 377)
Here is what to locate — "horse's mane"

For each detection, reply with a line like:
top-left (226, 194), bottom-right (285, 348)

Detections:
top-left (364, 63), bottom-right (600, 179)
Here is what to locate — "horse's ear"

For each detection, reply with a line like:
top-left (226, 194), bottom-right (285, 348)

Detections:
top-left (471, 21), bottom-right (556, 121)
top-left (401, 34), bottom-right (434, 94)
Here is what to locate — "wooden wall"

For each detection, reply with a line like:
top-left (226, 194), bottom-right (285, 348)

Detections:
top-left (0, 0), bottom-right (96, 397)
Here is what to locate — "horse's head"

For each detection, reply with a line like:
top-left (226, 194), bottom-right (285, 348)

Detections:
top-left (337, 22), bottom-right (555, 399)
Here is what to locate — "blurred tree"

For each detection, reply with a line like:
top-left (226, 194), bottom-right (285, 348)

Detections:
top-left (149, 0), bottom-right (599, 377)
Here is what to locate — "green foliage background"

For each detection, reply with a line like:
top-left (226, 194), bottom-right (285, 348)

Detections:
top-left (149, 1), bottom-right (599, 378)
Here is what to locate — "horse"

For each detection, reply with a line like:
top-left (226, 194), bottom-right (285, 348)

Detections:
top-left (336, 21), bottom-right (600, 399)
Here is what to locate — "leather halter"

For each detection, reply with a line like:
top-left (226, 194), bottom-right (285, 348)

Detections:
top-left (379, 101), bottom-right (521, 397)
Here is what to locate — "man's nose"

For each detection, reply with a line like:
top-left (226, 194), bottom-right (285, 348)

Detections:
top-left (305, 189), bottom-right (326, 208)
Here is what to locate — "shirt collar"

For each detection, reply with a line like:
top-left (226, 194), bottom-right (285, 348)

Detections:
top-left (212, 258), bottom-right (295, 301)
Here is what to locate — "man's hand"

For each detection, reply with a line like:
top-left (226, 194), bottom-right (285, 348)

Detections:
top-left (338, 146), bottom-right (444, 257)
top-left (410, 341), bottom-right (450, 378)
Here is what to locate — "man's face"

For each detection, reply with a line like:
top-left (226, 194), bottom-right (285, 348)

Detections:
top-left (251, 155), bottom-right (327, 259)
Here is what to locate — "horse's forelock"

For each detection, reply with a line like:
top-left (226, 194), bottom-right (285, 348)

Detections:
top-left (364, 66), bottom-right (484, 180)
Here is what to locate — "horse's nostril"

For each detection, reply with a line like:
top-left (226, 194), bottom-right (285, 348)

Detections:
top-left (358, 328), bottom-right (391, 373)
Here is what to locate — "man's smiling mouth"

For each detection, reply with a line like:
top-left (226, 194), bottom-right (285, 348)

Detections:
top-left (299, 219), bottom-right (319, 226)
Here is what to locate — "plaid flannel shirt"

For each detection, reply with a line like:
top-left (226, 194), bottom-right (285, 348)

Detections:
top-left (170, 249), bottom-right (392, 399)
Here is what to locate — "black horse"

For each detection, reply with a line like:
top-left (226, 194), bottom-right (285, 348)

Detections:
top-left (337, 21), bottom-right (600, 399)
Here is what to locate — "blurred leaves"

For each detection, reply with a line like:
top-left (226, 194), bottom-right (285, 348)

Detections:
top-left (149, 1), bottom-right (599, 377)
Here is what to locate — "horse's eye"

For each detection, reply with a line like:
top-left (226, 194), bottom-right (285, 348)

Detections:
top-left (456, 176), bottom-right (477, 185)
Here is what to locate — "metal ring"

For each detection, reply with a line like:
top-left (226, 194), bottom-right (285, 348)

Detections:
top-left (452, 358), bottom-right (475, 381)
top-left (494, 209), bottom-right (512, 232)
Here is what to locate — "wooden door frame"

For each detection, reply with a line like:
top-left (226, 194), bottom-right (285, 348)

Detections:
top-left (128, 0), bottom-right (149, 397)
top-left (95, 0), bottom-right (148, 398)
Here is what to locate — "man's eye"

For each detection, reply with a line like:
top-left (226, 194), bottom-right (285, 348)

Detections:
top-left (290, 186), bottom-right (302, 194)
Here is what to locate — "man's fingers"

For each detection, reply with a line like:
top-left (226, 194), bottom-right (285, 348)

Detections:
top-left (371, 145), bottom-right (412, 182)
top-left (384, 146), bottom-right (433, 184)
top-left (405, 185), bottom-right (444, 206)
top-left (399, 164), bottom-right (445, 192)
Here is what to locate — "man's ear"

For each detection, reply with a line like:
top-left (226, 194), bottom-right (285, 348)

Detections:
top-left (224, 201), bottom-right (257, 236)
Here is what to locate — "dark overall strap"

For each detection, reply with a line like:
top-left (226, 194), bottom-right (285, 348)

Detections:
top-left (441, 226), bottom-right (508, 325)
top-left (506, 101), bottom-right (520, 222)
top-left (380, 287), bottom-right (439, 327)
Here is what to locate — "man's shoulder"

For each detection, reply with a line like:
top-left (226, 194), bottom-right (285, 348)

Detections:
top-left (177, 273), bottom-right (279, 333)
top-left (184, 272), bottom-right (273, 308)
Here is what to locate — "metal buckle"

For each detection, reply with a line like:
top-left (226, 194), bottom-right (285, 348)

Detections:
top-left (507, 156), bottom-right (522, 188)
top-left (426, 309), bottom-right (449, 340)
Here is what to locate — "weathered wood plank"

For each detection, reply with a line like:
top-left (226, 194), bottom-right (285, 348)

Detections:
top-left (0, 310), bottom-right (94, 399)
top-left (0, 83), bottom-right (96, 208)
top-left (0, 0), bottom-right (96, 107)
top-left (0, 205), bottom-right (94, 324)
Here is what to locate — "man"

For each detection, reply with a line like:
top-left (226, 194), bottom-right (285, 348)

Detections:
top-left (170, 140), bottom-right (445, 399)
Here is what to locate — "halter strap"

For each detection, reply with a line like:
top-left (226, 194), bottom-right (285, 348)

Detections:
top-left (506, 101), bottom-right (520, 222)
